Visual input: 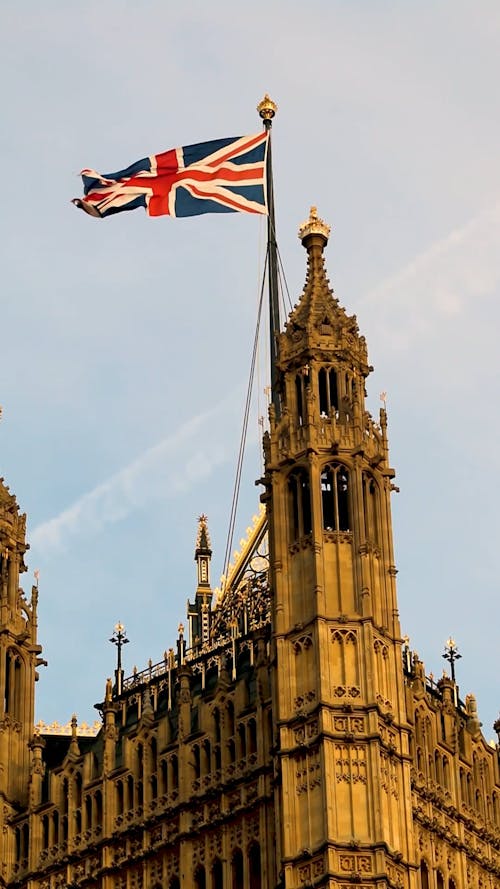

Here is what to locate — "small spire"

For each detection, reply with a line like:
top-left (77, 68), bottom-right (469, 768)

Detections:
top-left (257, 94), bottom-right (277, 121)
top-left (298, 206), bottom-right (331, 244)
top-left (69, 713), bottom-right (80, 757)
top-left (195, 514), bottom-right (212, 556)
top-left (141, 690), bottom-right (154, 725)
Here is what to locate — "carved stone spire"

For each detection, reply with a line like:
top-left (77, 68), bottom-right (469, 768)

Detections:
top-left (279, 208), bottom-right (369, 376)
top-left (195, 513), bottom-right (212, 560)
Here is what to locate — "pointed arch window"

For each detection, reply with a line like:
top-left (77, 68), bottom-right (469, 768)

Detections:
top-left (249, 842), bottom-right (262, 889)
top-left (318, 367), bottom-right (338, 416)
top-left (5, 648), bottom-right (24, 718)
top-left (211, 858), bottom-right (223, 889)
top-left (419, 860), bottom-right (429, 889)
top-left (288, 468), bottom-right (312, 541)
top-left (362, 473), bottom-right (379, 543)
top-left (321, 463), bottom-right (350, 531)
top-left (295, 374), bottom-right (304, 426)
top-left (232, 849), bottom-right (244, 889)
top-left (194, 865), bottom-right (206, 889)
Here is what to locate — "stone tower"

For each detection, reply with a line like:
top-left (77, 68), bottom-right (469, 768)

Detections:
top-left (264, 209), bottom-right (415, 886)
top-left (0, 477), bottom-right (44, 879)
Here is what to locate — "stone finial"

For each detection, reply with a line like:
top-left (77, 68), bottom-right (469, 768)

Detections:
top-left (69, 713), bottom-right (80, 757)
top-left (466, 693), bottom-right (482, 737)
top-left (141, 690), bottom-right (154, 726)
top-left (257, 94), bottom-right (277, 120)
top-left (298, 206), bottom-right (331, 244)
top-left (196, 513), bottom-right (212, 553)
top-left (105, 676), bottom-right (113, 702)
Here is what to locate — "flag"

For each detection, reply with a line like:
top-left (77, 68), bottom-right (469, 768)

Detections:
top-left (72, 132), bottom-right (268, 219)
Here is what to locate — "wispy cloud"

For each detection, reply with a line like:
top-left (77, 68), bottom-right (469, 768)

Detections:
top-left (31, 394), bottom-right (241, 553)
top-left (360, 200), bottom-right (500, 349)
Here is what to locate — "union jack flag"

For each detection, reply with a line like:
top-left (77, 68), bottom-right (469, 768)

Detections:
top-left (72, 132), bottom-right (268, 219)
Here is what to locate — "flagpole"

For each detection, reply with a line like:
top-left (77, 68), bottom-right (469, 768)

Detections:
top-left (258, 95), bottom-right (280, 418)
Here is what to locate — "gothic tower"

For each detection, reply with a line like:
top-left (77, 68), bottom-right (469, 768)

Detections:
top-left (264, 209), bottom-right (415, 887)
top-left (0, 478), bottom-right (44, 888)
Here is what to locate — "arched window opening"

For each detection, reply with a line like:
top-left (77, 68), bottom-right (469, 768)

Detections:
top-left (228, 739), bottom-right (236, 763)
top-left (288, 468), bottom-right (312, 541)
top-left (249, 842), bottom-right (262, 889)
top-left (15, 827), bottom-right (21, 862)
top-left (169, 878), bottom-right (180, 889)
top-left (127, 774), bottom-right (134, 810)
top-left (150, 737), bottom-right (158, 773)
top-left (137, 781), bottom-right (143, 808)
top-left (42, 814), bottom-right (49, 849)
top-left (171, 754), bottom-right (179, 790)
top-left (295, 374), bottom-right (304, 426)
top-left (239, 723), bottom-right (247, 759)
top-left (9, 652), bottom-right (23, 719)
top-left (161, 759), bottom-right (168, 794)
top-left (227, 700), bottom-right (235, 737)
top-left (194, 865), bottom-right (206, 889)
top-left (466, 772), bottom-right (472, 806)
top-left (193, 744), bottom-right (201, 779)
top-left (74, 772), bottom-right (82, 808)
top-left (213, 708), bottom-right (221, 743)
top-left (151, 774), bottom-right (157, 799)
top-left (449, 879), bottom-right (457, 889)
top-left (318, 368), bottom-right (327, 416)
top-left (434, 751), bottom-right (442, 784)
top-left (319, 367), bottom-right (338, 416)
top-left (211, 858), bottom-right (223, 889)
top-left (248, 719), bottom-right (257, 755)
top-left (436, 871), bottom-right (444, 889)
top-left (321, 464), bottom-right (350, 532)
top-left (52, 811), bottom-right (59, 844)
top-left (232, 849), bottom-right (244, 889)
top-left (443, 756), bottom-right (450, 790)
top-left (419, 860), bottom-right (429, 889)
top-left (202, 739), bottom-right (211, 775)
top-left (75, 809), bottom-right (82, 834)
top-left (95, 789), bottom-right (103, 826)
top-left (362, 474), bottom-right (379, 543)
top-left (62, 778), bottom-right (69, 815)
top-left (214, 745), bottom-right (222, 771)
top-left (85, 795), bottom-right (92, 829)
top-left (116, 780), bottom-right (124, 814)
top-left (62, 815), bottom-right (68, 842)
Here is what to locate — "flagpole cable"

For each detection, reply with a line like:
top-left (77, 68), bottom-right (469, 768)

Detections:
top-left (274, 234), bottom-right (294, 314)
top-left (222, 254), bottom-right (268, 585)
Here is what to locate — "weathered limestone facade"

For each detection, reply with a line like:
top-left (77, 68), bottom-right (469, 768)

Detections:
top-left (1, 214), bottom-right (499, 888)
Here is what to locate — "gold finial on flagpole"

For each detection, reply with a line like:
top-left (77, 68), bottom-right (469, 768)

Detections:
top-left (257, 94), bottom-right (278, 121)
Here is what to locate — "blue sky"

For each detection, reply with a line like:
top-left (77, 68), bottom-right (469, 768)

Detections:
top-left (1, 1), bottom-right (499, 736)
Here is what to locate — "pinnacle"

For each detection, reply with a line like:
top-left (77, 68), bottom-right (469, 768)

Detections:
top-left (195, 513), bottom-right (212, 556)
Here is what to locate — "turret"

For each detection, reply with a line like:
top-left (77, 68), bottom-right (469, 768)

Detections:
top-left (265, 211), bottom-right (414, 887)
top-left (187, 514), bottom-right (213, 650)
top-left (0, 479), bottom-right (44, 806)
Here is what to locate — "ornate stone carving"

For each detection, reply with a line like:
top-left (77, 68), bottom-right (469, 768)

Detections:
top-left (292, 633), bottom-right (313, 654)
